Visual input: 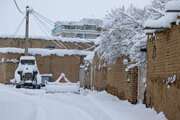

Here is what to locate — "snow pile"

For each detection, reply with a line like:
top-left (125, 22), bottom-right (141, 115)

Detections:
top-left (0, 35), bottom-right (96, 43)
top-left (0, 48), bottom-right (92, 57)
top-left (166, 0), bottom-right (180, 11)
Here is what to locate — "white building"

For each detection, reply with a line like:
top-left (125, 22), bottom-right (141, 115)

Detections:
top-left (52, 18), bottom-right (103, 39)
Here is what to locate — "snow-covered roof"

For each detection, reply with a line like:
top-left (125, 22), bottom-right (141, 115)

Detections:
top-left (55, 18), bottom-right (103, 27)
top-left (20, 56), bottom-right (35, 61)
top-left (0, 35), bottom-right (96, 44)
top-left (145, 13), bottom-right (180, 29)
top-left (166, 0), bottom-right (180, 11)
top-left (145, 1), bottom-right (180, 30)
top-left (0, 48), bottom-right (92, 57)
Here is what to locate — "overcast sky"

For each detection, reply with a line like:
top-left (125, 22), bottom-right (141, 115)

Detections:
top-left (0, 0), bottom-right (152, 36)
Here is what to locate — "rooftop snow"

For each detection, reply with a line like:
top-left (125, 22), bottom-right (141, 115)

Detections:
top-left (166, 1), bottom-right (180, 11)
top-left (145, 1), bottom-right (180, 30)
top-left (0, 35), bottom-right (96, 44)
top-left (55, 18), bottom-right (103, 27)
top-left (0, 48), bottom-right (91, 57)
top-left (145, 13), bottom-right (180, 29)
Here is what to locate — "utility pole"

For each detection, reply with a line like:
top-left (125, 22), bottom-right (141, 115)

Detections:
top-left (25, 6), bottom-right (29, 56)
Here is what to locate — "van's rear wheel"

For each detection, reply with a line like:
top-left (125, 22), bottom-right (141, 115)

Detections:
top-left (16, 84), bottom-right (21, 88)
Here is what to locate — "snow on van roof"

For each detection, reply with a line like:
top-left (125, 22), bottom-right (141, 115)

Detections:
top-left (20, 56), bottom-right (35, 61)
top-left (0, 35), bottom-right (96, 44)
top-left (0, 48), bottom-right (91, 57)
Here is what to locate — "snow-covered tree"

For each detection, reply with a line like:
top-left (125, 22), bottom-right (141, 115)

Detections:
top-left (145, 0), bottom-right (173, 20)
top-left (97, 0), bottom-right (172, 68)
top-left (97, 6), bottom-right (147, 64)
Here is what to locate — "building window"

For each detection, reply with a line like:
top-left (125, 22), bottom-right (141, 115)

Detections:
top-left (84, 25), bottom-right (96, 30)
top-left (45, 45), bottom-right (56, 50)
top-left (76, 34), bottom-right (83, 38)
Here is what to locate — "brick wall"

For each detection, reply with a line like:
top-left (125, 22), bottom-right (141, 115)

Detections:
top-left (146, 24), bottom-right (180, 120)
top-left (0, 53), bottom-right (80, 84)
top-left (84, 53), bottom-right (138, 104)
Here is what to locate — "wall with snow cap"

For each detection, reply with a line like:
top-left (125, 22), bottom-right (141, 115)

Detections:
top-left (0, 51), bottom-right (83, 84)
top-left (0, 48), bottom-right (91, 57)
top-left (0, 37), bottom-right (95, 51)
top-left (0, 35), bottom-right (96, 43)
top-left (146, 21), bottom-right (180, 120)
top-left (145, 1), bottom-right (180, 30)
top-left (84, 53), bottom-right (138, 104)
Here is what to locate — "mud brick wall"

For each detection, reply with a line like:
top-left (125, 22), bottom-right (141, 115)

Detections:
top-left (92, 53), bottom-right (107, 91)
top-left (146, 24), bottom-right (180, 120)
top-left (84, 53), bottom-right (138, 104)
top-left (106, 57), bottom-right (138, 104)
top-left (0, 38), bottom-right (94, 50)
top-left (0, 53), bottom-right (80, 84)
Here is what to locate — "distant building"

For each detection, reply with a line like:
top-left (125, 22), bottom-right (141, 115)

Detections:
top-left (52, 18), bottom-right (103, 39)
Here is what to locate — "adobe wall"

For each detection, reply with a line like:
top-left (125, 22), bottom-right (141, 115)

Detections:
top-left (106, 57), bottom-right (138, 104)
top-left (0, 53), bottom-right (80, 84)
top-left (92, 53), bottom-right (107, 91)
top-left (84, 53), bottom-right (138, 104)
top-left (0, 38), bottom-right (94, 50)
top-left (146, 24), bottom-right (180, 120)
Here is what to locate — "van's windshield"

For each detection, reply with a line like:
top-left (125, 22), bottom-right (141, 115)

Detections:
top-left (21, 60), bottom-right (35, 65)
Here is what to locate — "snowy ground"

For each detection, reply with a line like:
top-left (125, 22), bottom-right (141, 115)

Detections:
top-left (0, 84), bottom-right (167, 120)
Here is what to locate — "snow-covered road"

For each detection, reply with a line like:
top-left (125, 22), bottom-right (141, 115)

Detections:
top-left (0, 84), bottom-right (167, 120)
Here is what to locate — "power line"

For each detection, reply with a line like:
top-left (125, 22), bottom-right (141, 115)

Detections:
top-left (13, 0), bottom-right (24, 14)
top-left (32, 12), bottom-right (69, 49)
top-left (32, 12), bottom-right (64, 48)
top-left (31, 12), bottom-right (80, 59)
top-left (1, 16), bottom-right (26, 47)
top-left (31, 10), bottom-right (94, 59)
top-left (33, 10), bottom-right (54, 26)
top-left (32, 10), bottom-right (94, 50)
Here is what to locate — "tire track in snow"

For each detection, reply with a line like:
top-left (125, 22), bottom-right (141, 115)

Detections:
top-left (46, 94), bottom-right (113, 120)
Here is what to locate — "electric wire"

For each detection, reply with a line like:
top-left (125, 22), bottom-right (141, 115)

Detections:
top-left (31, 12), bottom-right (80, 59)
top-left (32, 12), bottom-right (64, 48)
top-left (33, 10), bottom-right (54, 26)
top-left (13, 0), bottom-right (25, 14)
top-left (32, 10), bottom-right (94, 50)
top-left (31, 10), bottom-right (95, 59)
top-left (32, 12), bottom-right (69, 49)
top-left (1, 16), bottom-right (26, 47)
